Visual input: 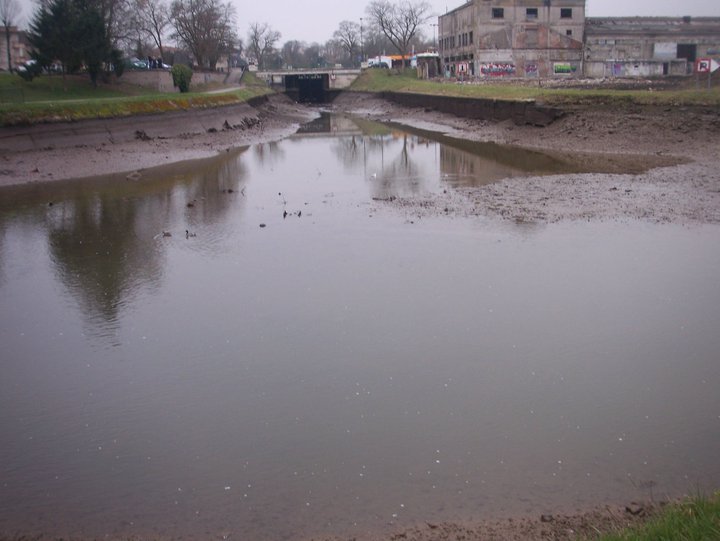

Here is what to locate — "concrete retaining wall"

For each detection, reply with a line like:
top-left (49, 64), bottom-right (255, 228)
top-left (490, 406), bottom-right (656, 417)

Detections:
top-left (122, 70), bottom-right (176, 92)
top-left (378, 91), bottom-right (563, 126)
top-left (121, 69), bottom-right (243, 92)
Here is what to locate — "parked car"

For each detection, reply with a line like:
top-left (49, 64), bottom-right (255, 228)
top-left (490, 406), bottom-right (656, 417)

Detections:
top-left (126, 57), bottom-right (148, 70)
top-left (15, 59), bottom-right (37, 72)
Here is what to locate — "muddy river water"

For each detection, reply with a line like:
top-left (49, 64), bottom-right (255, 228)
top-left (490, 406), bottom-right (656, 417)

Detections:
top-left (1, 115), bottom-right (719, 541)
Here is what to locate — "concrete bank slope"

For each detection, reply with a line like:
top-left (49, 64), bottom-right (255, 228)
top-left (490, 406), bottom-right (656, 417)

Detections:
top-left (378, 91), bottom-right (563, 126)
top-left (0, 94), bottom-right (317, 186)
top-left (0, 95), bottom-right (272, 154)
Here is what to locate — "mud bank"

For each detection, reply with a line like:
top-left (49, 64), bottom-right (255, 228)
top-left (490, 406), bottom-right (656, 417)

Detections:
top-left (331, 91), bottom-right (720, 225)
top-left (3, 90), bottom-right (719, 225)
top-left (0, 94), bottom-right (317, 186)
top-left (313, 501), bottom-right (661, 541)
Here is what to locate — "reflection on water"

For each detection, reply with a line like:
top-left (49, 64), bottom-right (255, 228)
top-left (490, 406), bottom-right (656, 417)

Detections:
top-left (0, 115), bottom-right (719, 541)
top-left (0, 152), bottom-right (249, 345)
top-left (47, 193), bottom-right (163, 344)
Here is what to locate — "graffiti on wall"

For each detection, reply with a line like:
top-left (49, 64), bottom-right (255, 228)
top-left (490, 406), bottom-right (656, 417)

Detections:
top-left (525, 64), bottom-right (538, 76)
top-left (480, 63), bottom-right (516, 77)
top-left (553, 62), bottom-right (577, 74)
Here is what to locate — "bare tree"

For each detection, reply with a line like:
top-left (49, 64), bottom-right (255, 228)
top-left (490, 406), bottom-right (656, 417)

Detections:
top-left (134, 0), bottom-right (169, 60)
top-left (170, 0), bottom-right (236, 69)
top-left (247, 22), bottom-right (280, 70)
top-left (0, 0), bottom-right (20, 71)
top-left (301, 42), bottom-right (322, 68)
top-left (322, 38), bottom-right (344, 67)
top-left (333, 20), bottom-right (360, 66)
top-left (361, 25), bottom-right (392, 59)
top-left (281, 39), bottom-right (303, 69)
top-left (93, 0), bottom-right (135, 50)
top-left (366, 0), bottom-right (431, 67)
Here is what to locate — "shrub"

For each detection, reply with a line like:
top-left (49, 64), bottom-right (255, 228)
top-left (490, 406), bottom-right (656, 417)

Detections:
top-left (171, 64), bottom-right (193, 93)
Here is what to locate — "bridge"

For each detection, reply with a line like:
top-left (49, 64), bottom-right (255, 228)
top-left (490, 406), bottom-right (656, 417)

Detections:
top-left (255, 68), bottom-right (362, 103)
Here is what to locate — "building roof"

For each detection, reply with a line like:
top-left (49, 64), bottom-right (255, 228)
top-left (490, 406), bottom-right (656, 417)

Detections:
top-left (585, 17), bottom-right (720, 37)
top-left (440, 0), bottom-right (473, 19)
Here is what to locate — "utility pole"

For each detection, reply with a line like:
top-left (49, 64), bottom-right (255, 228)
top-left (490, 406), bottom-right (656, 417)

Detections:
top-left (360, 17), bottom-right (365, 64)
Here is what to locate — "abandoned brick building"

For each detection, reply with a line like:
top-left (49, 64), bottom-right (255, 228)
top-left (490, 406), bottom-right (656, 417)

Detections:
top-left (438, 0), bottom-right (720, 78)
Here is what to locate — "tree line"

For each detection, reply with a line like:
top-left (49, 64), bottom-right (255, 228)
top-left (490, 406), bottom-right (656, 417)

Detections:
top-left (11, 0), bottom-right (432, 84)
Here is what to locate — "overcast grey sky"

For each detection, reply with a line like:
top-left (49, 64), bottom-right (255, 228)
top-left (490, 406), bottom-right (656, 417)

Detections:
top-left (15, 0), bottom-right (719, 46)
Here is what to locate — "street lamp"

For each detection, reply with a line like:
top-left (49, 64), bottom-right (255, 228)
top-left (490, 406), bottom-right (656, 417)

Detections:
top-left (360, 17), bottom-right (365, 65)
top-left (431, 23), bottom-right (438, 51)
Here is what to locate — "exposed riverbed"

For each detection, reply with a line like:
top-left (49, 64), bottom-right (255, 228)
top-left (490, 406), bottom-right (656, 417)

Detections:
top-left (1, 96), bottom-right (719, 541)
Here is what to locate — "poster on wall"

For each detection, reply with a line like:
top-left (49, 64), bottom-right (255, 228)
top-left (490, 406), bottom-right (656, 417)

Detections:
top-left (654, 42), bottom-right (677, 60)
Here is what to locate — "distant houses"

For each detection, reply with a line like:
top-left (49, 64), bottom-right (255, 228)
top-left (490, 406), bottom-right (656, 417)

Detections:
top-left (0, 27), bottom-right (30, 71)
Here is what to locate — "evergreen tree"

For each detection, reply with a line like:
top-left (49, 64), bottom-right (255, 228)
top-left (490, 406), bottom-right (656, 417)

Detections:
top-left (27, 0), bottom-right (119, 86)
top-left (76, 0), bottom-right (112, 85)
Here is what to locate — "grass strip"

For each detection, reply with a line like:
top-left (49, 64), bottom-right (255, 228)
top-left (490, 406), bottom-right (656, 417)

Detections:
top-left (598, 493), bottom-right (720, 541)
top-left (0, 72), bottom-right (273, 126)
top-left (350, 69), bottom-right (720, 108)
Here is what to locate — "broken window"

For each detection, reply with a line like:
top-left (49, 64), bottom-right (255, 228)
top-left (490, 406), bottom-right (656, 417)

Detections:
top-left (492, 8), bottom-right (504, 19)
top-left (561, 8), bottom-right (572, 18)
top-left (526, 8), bottom-right (538, 19)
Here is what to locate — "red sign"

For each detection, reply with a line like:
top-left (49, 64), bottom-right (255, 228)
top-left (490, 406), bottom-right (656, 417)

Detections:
top-left (697, 58), bottom-right (720, 74)
top-left (697, 58), bottom-right (711, 73)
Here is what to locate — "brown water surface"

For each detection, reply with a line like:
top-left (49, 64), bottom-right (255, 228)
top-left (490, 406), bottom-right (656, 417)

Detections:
top-left (0, 115), bottom-right (718, 541)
